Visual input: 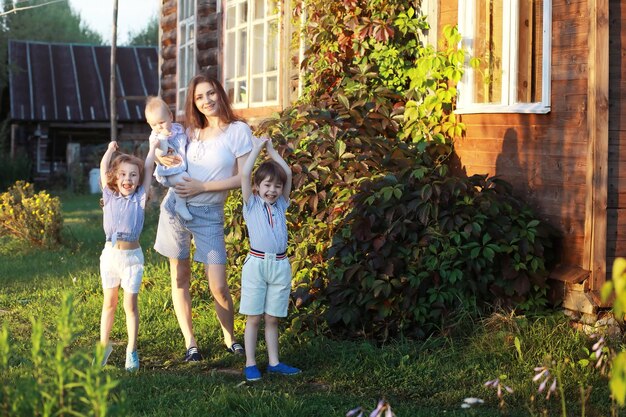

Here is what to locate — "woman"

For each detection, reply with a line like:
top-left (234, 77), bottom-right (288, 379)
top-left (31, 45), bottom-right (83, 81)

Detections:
top-left (154, 73), bottom-right (252, 361)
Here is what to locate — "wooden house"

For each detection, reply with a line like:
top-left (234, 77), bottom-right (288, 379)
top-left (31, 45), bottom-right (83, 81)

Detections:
top-left (157, 0), bottom-right (613, 314)
top-left (159, 0), bottom-right (298, 123)
top-left (438, 0), bottom-right (611, 315)
top-left (8, 40), bottom-right (158, 180)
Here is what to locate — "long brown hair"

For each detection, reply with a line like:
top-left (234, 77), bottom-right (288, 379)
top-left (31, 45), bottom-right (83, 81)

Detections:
top-left (105, 154), bottom-right (144, 193)
top-left (183, 72), bottom-right (244, 130)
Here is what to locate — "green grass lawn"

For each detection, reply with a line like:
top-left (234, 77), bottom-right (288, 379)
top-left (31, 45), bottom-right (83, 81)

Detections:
top-left (0, 193), bottom-right (617, 416)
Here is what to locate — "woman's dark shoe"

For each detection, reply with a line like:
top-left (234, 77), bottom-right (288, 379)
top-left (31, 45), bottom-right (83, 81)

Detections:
top-left (184, 346), bottom-right (202, 362)
top-left (226, 342), bottom-right (245, 355)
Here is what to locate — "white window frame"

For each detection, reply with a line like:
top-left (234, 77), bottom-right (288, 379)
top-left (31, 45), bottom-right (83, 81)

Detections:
top-left (456, 0), bottom-right (552, 114)
top-left (224, 0), bottom-right (280, 109)
top-left (177, 0), bottom-right (198, 115)
top-left (420, 0), bottom-right (438, 49)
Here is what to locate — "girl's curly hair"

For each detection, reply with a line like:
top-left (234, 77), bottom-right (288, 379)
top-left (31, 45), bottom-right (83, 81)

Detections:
top-left (105, 153), bottom-right (144, 193)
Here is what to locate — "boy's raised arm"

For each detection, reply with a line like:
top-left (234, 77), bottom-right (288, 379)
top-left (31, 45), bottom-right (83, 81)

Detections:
top-left (241, 136), bottom-right (268, 204)
top-left (266, 140), bottom-right (292, 199)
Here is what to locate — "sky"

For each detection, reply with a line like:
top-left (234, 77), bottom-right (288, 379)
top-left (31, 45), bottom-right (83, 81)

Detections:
top-left (68, 0), bottom-right (160, 45)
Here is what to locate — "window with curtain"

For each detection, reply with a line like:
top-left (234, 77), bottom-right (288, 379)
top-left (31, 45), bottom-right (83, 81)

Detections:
top-left (177, 0), bottom-right (197, 114)
top-left (224, 0), bottom-right (280, 108)
top-left (457, 0), bottom-right (551, 113)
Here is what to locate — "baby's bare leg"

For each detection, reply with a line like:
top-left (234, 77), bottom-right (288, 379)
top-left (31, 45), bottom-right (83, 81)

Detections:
top-left (164, 172), bottom-right (192, 221)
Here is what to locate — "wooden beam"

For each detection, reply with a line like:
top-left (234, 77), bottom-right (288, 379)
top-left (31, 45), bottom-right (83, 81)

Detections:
top-left (118, 96), bottom-right (151, 101)
top-left (110, 0), bottom-right (118, 141)
top-left (10, 124), bottom-right (17, 158)
top-left (549, 264), bottom-right (590, 284)
top-left (583, 0), bottom-right (609, 290)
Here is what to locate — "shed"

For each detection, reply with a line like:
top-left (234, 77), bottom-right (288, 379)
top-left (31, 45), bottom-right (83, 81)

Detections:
top-left (8, 40), bottom-right (158, 179)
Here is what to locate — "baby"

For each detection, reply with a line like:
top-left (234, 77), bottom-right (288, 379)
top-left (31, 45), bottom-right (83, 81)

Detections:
top-left (144, 96), bottom-right (192, 221)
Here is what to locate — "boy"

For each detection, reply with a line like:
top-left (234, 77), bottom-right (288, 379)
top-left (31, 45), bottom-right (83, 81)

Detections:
top-left (145, 96), bottom-right (193, 221)
top-left (240, 137), bottom-right (301, 382)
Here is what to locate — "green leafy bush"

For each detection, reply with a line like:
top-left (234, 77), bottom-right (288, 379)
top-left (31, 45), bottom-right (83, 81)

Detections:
top-left (326, 144), bottom-right (557, 340)
top-left (0, 181), bottom-right (63, 247)
top-left (232, 0), bottom-right (557, 341)
top-left (298, 1), bottom-right (465, 146)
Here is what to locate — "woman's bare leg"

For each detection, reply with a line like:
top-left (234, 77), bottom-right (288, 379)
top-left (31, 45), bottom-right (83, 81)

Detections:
top-left (170, 258), bottom-right (197, 349)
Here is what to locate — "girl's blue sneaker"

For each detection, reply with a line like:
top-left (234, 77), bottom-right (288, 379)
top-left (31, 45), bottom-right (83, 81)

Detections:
top-left (267, 362), bottom-right (301, 376)
top-left (244, 365), bottom-right (262, 381)
top-left (100, 343), bottom-right (113, 367)
top-left (125, 350), bottom-right (139, 372)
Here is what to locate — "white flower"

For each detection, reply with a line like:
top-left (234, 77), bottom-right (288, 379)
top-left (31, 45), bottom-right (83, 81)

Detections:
top-left (463, 397), bottom-right (484, 405)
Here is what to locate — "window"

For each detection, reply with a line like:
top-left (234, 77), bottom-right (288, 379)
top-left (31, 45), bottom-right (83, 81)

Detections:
top-left (177, 0), bottom-right (197, 114)
top-left (224, 0), bottom-right (280, 108)
top-left (457, 0), bottom-right (551, 113)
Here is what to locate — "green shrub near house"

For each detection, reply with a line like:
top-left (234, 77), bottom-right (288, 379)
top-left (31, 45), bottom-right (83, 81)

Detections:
top-left (228, 1), bottom-right (558, 340)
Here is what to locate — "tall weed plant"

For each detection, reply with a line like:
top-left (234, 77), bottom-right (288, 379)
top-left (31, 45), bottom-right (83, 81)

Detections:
top-left (0, 293), bottom-right (123, 416)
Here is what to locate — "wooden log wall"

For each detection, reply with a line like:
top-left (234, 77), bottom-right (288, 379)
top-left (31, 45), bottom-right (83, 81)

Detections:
top-left (608, 0), bottom-right (626, 277)
top-left (440, 0), bottom-right (591, 268)
top-left (159, 0), bottom-right (220, 114)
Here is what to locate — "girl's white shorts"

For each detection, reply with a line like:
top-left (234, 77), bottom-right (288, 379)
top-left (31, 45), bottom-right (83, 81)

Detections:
top-left (99, 243), bottom-right (144, 294)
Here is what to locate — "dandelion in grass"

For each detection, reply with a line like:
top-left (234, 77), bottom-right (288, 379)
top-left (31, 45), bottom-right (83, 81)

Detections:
top-left (533, 366), bottom-right (557, 400)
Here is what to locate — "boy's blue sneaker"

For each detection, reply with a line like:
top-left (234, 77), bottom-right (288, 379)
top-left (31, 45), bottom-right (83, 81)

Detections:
top-left (125, 350), bottom-right (139, 372)
top-left (244, 365), bottom-right (262, 382)
top-left (267, 362), bottom-right (301, 376)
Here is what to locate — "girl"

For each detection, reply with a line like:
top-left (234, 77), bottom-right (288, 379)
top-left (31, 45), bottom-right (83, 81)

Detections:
top-left (99, 139), bottom-right (157, 371)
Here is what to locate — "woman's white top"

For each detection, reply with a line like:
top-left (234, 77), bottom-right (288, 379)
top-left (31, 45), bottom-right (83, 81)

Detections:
top-left (185, 121), bottom-right (252, 206)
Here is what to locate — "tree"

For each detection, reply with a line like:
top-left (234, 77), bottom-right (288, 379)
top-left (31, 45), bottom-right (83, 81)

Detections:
top-left (126, 15), bottom-right (157, 47)
top-left (0, 0), bottom-right (102, 89)
top-left (1, 0), bottom-right (101, 45)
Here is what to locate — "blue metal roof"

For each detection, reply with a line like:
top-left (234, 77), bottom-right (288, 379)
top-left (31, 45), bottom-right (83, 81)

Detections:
top-left (9, 40), bottom-right (158, 122)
